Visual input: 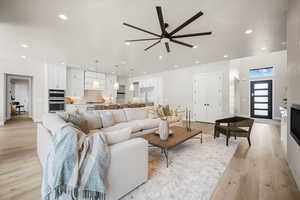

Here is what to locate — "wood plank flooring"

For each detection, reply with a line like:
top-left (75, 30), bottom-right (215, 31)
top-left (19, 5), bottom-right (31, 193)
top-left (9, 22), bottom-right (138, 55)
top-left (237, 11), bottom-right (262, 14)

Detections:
top-left (0, 119), bottom-right (299, 200)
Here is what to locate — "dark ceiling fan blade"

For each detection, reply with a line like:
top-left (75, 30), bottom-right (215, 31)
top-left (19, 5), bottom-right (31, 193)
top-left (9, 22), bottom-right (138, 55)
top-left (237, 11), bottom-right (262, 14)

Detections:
top-left (165, 42), bottom-right (170, 53)
top-left (144, 40), bottom-right (161, 51)
top-left (123, 23), bottom-right (161, 37)
top-left (172, 32), bottom-right (212, 38)
top-left (125, 38), bottom-right (161, 42)
top-left (170, 39), bottom-right (194, 48)
top-left (169, 11), bottom-right (203, 36)
top-left (156, 6), bottom-right (166, 34)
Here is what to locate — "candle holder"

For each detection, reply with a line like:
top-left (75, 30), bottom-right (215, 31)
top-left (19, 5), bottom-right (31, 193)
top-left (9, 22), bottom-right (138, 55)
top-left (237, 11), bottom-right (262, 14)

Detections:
top-left (185, 108), bottom-right (192, 132)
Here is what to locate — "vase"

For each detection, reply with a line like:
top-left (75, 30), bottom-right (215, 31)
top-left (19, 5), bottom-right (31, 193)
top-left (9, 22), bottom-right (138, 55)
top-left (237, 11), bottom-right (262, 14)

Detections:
top-left (159, 119), bottom-right (169, 140)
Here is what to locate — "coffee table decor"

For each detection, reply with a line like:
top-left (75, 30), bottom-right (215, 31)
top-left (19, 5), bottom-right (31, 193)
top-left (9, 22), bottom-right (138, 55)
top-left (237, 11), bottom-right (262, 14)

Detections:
top-left (158, 119), bottom-right (169, 140)
top-left (141, 126), bottom-right (202, 167)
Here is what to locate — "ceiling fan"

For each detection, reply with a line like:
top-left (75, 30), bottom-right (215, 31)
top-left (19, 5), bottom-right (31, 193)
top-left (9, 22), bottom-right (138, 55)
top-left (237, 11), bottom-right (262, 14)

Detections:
top-left (123, 6), bottom-right (212, 53)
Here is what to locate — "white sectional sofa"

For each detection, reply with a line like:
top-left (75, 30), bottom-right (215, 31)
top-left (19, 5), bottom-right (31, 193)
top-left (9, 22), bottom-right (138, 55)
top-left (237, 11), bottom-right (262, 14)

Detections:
top-left (37, 107), bottom-right (182, 200)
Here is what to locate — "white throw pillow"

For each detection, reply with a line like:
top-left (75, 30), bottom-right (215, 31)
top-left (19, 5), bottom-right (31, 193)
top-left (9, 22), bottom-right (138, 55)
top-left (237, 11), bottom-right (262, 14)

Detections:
top-left (98, 110), bottom-right (115, 128)
top-left (111, 109), bottom-right (127, 123)
top-left (123, 108), bottom-right (148, 121)
top-left (104, 128), bottom-right (132, 145)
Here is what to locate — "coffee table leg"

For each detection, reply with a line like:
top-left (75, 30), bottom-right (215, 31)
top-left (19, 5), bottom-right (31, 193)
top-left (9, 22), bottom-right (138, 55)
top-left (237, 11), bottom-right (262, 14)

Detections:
top-left (201, 132), bottom-right (203, 144)
top-left (163, 148), bottom-right (169, 168)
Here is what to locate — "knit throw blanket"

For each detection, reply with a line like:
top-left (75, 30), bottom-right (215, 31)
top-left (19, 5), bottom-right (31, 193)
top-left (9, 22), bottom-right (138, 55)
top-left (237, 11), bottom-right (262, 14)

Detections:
top-left (42, 123), bottom-right (110, 200)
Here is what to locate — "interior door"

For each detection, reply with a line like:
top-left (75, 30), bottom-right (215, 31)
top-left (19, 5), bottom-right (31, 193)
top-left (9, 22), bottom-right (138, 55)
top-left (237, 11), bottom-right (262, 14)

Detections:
top-left (250, 80), bottom-right (273, 119)
top-left (193, 75), bottom-right (207, 122)
top-left (206, 73), bottom-right (223, 123)
top-left (193, 72), bottom-right (223, 123)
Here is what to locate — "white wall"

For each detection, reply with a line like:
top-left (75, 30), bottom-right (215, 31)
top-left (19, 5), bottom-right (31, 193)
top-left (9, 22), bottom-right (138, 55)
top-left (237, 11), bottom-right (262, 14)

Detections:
top-left (230, 51), bottom-right (287, 119)
top-left (0, 57), bottom-right (46, 124)
top-left (130, 61), bottom-right (231, 118)
top-left (287, 0), bottom-right (300, 190)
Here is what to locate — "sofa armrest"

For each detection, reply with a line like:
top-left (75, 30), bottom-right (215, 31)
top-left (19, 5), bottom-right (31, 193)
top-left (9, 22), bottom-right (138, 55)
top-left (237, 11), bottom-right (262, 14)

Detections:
top-left (37, 122), bottom-right (53, 168)
top-left (106, 138), bottom-right (148, 200)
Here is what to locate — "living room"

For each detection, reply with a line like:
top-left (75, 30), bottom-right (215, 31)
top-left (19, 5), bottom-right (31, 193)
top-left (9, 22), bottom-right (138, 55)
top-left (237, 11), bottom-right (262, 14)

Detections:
top-left (0, 0), bottom-right (300, 200)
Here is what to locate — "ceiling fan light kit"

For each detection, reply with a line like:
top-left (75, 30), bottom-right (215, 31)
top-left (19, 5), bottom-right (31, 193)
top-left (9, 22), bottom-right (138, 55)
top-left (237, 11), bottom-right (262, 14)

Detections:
top-left (123, 6), bottom-right (212, 53)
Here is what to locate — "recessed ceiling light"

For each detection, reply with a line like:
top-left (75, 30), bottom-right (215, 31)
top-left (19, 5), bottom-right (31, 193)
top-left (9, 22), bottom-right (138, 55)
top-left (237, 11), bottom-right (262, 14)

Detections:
top-left (224, 54), bottom-right (229, 58)
top-left (21, 55), bottom-right (26, 59)
top-left (21, 44), bottom-right (29, 48)
top-left (195, 60), bottom-right (200, 64)
top-left (120, 61), bottom-right (127, 65)
top-left (193, 45), bottom-right (198, 49)
top-left (261, 47), bottom-right (267, 51)
top-left (159, 55), bottom-right (163, 60)
top-left (173, 65), bottom-right (179, 68)
top-left (58, 14), bottom-right (68, 20)
top-left (245, 29), bottom-right (253, 34)
top-left (125, 42), bottom-right (131, 45)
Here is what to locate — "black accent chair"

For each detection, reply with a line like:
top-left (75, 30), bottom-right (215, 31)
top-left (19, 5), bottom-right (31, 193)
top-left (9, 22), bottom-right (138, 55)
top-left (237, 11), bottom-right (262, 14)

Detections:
top-left (214, 116), bottom-right (255, 146)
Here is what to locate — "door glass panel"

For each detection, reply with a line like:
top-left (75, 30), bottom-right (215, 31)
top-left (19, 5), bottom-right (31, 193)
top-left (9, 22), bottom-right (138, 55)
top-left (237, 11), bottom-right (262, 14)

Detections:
top-left (254, 90), bottom-right (268, 96)
top-left (254, 83), bottom-right (268, 89)
top-left (254, 97), bottom-right (268, 102)
top-left (254, 103), bottom-right (268, 109)
top-left (254, 110), bottom-right (268, 116)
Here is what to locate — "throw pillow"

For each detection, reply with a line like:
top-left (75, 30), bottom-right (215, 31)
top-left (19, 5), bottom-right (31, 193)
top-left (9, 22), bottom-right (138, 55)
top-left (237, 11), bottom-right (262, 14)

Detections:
top-left (99, 111), bottom-right (115, 128)
top-left (67, 112), bottom-right (89, 134)
top-left (104, 128), bottom-right (132, 145)
top-left (82, 111), bottom-right (102, 130)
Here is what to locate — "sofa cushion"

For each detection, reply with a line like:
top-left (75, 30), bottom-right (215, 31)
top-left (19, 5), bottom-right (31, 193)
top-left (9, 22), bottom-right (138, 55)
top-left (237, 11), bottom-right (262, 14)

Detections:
top-left (98, 110), bottom-right (115, 128)
top-left (104, 128), bottom-right (132, 145)
top-left (42, 114), bottom-right (67, 135)
top-left (111, 109), bottom-right (127, 123)
top-left (102, 121), bottom-right (143, 133)
top-left (82, 111), bottom-right (102, 130)
top-left (123, 108), bottom-right (148, 121)
top-left (132, 119), bottom-right (160, 130)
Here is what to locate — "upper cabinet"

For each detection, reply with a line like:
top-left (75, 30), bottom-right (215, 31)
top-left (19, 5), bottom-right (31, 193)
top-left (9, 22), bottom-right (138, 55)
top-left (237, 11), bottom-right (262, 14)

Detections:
top-left (84, 71), bottom-right (106, 90)
top-left (67, 67), bottom-right (84, 97)
top-left (47, 64), bottom-right (66, 90)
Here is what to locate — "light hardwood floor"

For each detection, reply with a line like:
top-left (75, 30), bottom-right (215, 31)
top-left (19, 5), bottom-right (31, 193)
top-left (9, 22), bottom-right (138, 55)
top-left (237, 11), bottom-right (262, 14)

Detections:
top-left (0, 119), bottom-right (299, 200)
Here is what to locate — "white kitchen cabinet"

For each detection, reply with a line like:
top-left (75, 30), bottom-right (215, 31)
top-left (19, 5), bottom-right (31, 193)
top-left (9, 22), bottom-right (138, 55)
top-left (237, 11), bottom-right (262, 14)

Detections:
top-left (85, 71), bottom-right (106, 90)
top-left (47, 64), bottom-right (66, 90)
top-left (103, 74), bottom-right (117, 101)
top-left (67, 67), bottom-right (84, 97)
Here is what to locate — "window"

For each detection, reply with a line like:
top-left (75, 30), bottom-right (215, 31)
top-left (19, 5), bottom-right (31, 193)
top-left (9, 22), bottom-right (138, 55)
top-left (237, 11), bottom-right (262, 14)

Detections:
top-left (249, 67), bottom-right (273, 78)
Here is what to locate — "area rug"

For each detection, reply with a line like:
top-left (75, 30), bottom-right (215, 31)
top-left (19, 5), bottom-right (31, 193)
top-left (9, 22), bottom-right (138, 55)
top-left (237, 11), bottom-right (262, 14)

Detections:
top-left (122, 124), bottom-right (240, 200)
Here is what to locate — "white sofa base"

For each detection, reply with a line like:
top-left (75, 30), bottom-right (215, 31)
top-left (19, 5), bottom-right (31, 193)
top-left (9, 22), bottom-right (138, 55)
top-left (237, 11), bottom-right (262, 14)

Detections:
top-left (37, 123), bottom-right (148, 200)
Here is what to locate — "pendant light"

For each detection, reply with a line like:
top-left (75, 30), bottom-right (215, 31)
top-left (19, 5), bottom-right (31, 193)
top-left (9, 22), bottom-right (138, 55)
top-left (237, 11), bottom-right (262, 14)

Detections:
top-left (113, 65), bottom-right (120, 90)
top-left (129, 68), bottom-right (134, 91)
top-left (93, 60), bottom-right (100, 89)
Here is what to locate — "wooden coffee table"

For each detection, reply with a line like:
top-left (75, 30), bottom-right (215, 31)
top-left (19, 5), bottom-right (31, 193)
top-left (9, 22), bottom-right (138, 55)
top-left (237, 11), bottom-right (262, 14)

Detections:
top-left (140, 126), bottom-right (202, 167)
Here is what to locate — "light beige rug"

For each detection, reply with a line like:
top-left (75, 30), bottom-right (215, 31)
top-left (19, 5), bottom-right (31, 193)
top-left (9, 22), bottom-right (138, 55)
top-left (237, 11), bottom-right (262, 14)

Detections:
top-left (122, 123), bottom-right (240, 200)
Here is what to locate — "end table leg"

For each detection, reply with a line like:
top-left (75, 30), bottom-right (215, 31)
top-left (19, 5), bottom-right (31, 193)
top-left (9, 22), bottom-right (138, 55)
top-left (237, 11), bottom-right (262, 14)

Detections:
top-left (163, 149), bottom-right (169, 168)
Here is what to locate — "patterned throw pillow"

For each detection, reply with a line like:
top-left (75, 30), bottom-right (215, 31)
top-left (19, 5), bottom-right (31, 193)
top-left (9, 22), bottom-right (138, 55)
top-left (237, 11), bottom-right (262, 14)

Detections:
top-left (57, 111), bottom-right (89, 134)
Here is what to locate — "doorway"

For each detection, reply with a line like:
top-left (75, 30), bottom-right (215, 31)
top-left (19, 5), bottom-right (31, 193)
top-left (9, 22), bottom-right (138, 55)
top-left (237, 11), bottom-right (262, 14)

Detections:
top-left (5, 74), bottom-right (33, 122)
top-left (193, 72), bottom-right (223, 123)
top-left (250, 80), bottom-right (273, 119)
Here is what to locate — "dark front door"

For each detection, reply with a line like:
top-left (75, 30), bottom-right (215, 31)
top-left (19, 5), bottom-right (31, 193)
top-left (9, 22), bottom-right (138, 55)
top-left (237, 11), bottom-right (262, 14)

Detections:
top-left (250, 80), bottom-right (273, 119)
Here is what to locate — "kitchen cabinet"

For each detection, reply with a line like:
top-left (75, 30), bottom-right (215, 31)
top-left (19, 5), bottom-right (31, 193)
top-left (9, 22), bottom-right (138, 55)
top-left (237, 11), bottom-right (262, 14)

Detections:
top-left (67, 67), bottom-right (84, 97)
top-left (104, 74), bottom-right (117, 101)
top-left (47, 64), bottom-right (66, 90)
top-left (85, 71), bottom-right (106, 90)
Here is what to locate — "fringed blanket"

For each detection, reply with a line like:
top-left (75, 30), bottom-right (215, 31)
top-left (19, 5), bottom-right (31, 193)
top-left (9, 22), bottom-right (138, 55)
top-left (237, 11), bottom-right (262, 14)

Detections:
top-left (42, 123), bottom-right (110, 200)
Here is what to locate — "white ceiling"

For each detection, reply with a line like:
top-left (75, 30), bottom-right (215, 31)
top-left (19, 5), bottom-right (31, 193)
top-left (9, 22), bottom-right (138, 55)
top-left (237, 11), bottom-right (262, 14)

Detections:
top-left (0, 0), bottom-right (287, 76)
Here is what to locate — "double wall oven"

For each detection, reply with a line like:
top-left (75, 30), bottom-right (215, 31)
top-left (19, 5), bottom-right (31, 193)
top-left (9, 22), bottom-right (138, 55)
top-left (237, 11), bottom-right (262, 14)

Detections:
top-left (48, 89), bottom-right (65, 113)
